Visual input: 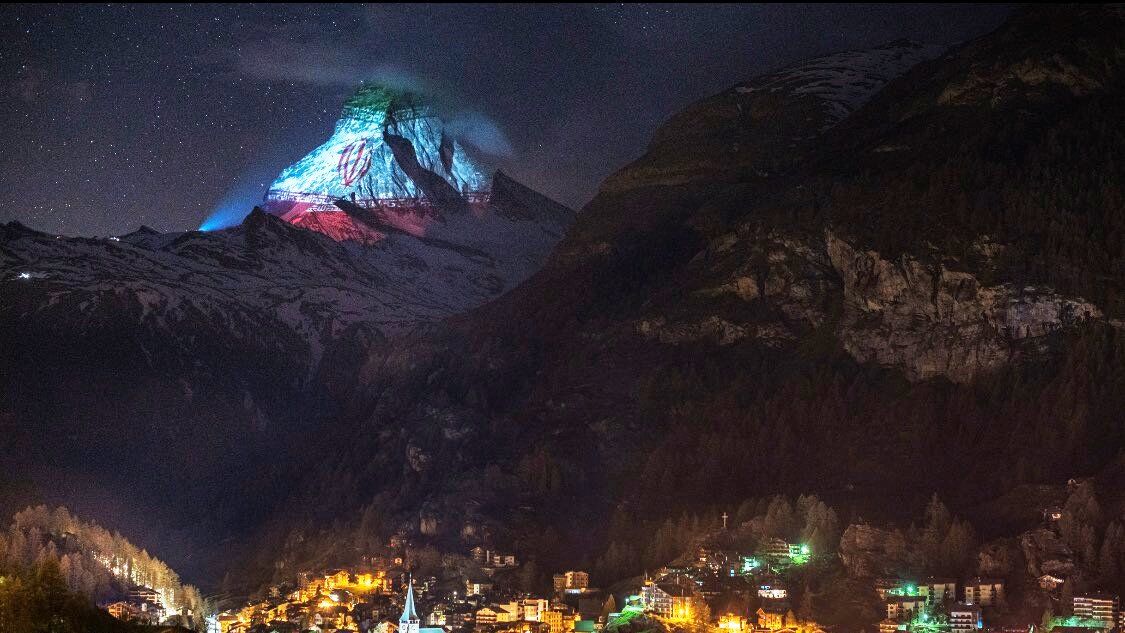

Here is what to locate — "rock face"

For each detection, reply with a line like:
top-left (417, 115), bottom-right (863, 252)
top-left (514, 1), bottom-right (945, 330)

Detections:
top-left (826, 233), bottom-right (1102, 382)
top-left (839, 524), bottom-right (910, 579)
top-left (637, 226), bottom-right (1103, 383)
top-left (1019, 528), bottom-right (1076, 580)
top-left (976, 540), bottom-right (1020, 578)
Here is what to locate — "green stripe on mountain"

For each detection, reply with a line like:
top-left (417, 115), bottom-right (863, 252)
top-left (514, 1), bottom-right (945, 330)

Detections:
top-left (342, 83), bottom-right (423, 119)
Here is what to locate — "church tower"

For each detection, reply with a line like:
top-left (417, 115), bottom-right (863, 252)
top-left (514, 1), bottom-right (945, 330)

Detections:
top-left (399, 576), bottom-right (420, 633)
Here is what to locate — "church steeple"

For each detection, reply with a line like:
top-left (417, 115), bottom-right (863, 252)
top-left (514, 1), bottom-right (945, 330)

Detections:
top-left (400, 575), bottom-right (419, 633)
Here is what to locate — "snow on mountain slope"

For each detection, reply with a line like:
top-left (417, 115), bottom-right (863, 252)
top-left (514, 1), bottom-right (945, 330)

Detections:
top-left (736, 40), bottom-right (945, 127)
top-left (2, 82), bottom-right (573, 360)
top-left (2, 179), bottom-right (570, 359)
top-left (601, 40), bottom-right (945, 193)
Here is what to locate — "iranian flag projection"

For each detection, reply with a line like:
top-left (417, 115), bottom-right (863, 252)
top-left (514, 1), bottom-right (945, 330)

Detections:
top-left (262, 83), bottom-right (492, 244)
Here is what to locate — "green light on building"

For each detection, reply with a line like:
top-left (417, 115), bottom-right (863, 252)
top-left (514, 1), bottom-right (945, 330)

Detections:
top-left (741, 557), bottom-right (761, 573)
top-left (621, 595), bottom-right (644, 615)
top-left (909, 608), bottom-right (950, 633)
top-left (1049, 615), bottom-right (1107, 631)
top-left (787, 544), bottom-right (811, 565)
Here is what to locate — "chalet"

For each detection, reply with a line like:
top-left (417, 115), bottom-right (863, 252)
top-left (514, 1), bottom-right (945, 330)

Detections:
top-left (1039, 574), bottom-right (1065, 590)
top-left (756, 605), bottom-right (786, 630)
top-left (476, 605), bottom-right (518, 625)
top-left (104, 601), bottom-right (139, 621)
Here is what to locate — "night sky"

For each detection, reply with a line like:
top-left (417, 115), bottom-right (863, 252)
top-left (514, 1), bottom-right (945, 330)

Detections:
top-left (1, 4), bottom-right (1012, 237)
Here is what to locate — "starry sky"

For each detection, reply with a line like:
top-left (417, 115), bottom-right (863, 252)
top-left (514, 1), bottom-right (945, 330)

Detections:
top-left (1, 4), bottom-right (1013, 236)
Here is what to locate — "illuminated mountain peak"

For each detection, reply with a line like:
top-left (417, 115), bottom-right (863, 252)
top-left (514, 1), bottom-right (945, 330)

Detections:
top-left (262, 82), bottom-right (492, 242)
top-left (341, 83), bottom-right (422, 122)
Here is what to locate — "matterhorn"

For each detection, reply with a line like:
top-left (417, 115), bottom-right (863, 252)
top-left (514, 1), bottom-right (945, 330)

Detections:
top-left (263, 82), bottom-right (568, 246)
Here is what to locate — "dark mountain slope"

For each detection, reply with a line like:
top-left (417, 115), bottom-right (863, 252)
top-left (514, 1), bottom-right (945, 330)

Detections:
top-left (242, 5), bottom-right (1125, 591)
top-left (0, 164), bottom-right (571, 586)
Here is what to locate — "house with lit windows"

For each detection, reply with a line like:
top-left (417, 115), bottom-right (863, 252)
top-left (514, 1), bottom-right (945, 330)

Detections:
top-left (640, 578), bottom-right (701, 620)
top-left (963, 577), bottom-right (1004, 607)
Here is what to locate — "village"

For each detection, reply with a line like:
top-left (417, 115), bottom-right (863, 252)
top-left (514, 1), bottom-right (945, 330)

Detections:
top-left (91, 486), bottom-right (1125, 633)
top-left (104, 529), bottom-right (1122, 633)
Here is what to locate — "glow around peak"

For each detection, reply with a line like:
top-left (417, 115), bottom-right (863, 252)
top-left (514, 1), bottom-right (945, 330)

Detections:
top-left (201, 163), bottom-right (280, 230)
top-left (199, 203), bottom-right (248, 231)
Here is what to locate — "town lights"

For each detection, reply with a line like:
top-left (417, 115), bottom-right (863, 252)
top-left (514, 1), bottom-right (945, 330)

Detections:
top-left (718, 615), bottom-right (745, 631)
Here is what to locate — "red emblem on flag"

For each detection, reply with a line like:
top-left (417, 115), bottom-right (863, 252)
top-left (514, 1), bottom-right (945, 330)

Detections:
top-left (338, 140), bottom-right (372, 186)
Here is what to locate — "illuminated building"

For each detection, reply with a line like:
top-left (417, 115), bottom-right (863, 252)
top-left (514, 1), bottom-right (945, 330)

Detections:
top-left (517, 599), bottom-right (551, 621)
top-left (401, 578), bottom-right (421, 633)
top-left (490, 552), bottom-right (518, 568)
top-left (948, 603), bottom-right (982, 633)
top-left (758, 576), bottom-right (787, 600)
top-left (755, 606), bottom-right (785, 630)
top-left (762, 538), bottom-right (792, 560)
top-left (718, 614), bottom-right (748, 631)
top-left (886, 595), bottom-right (925, 621)
top-left (760, 539), bottom-right (810, 566)
top-left (917, 578), bottom-right (958, 605)
top-left (699, 549), bottom-right (742, 576)
top-left (216, 613), bottom-right (239, 633)
top-left (641, 578), bottom-right (700, 620)
top-left (324, 569), bottom-right (350, 590)
top-left (465, 577), bottom-right (495, 596)
top-left (877, 579), bottom-right (920, 601)
top-left (476, 605), bottom-right (518, 625)
top-left (1038, 575), bottom-right (1065, 590)
top-left (553, 571), bottom-right (590, 594)
top-left (353, 571), bottom-right (391, 593)
top-left (1073, 593), bottom-right (1119, 628)
top-left (963, 578), bottom-right (1004, 606)
top-left (542, 608), bottom-right (565, 633)
top-left (104, 601), bottom-right (138, 620)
